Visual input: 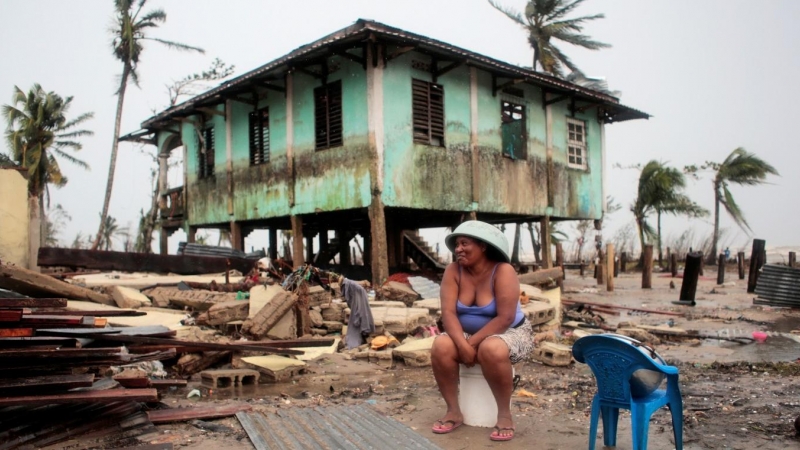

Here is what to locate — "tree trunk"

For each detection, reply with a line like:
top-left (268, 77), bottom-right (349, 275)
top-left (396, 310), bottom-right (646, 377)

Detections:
top-left (710, 184), bottom-right (721, 265)
top-left (657, 211), bottom-right (663, 268)
top-left (635, 216), bottom-right (646, 268)
top-left (92, 63), bottom-right (130, 250)
top-left (511, 223), bottom-right (521, 264)
top-left (38, 193), bottom-right (46, 247)
top-left (528, 223), bottom-right (541, 264)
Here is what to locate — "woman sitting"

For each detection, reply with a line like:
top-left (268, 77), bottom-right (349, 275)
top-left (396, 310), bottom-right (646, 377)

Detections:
top-left (430, 220), bottom-right (533, 442)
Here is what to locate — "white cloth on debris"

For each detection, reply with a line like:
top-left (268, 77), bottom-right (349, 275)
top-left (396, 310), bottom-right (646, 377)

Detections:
top-left (342, 278), bottom-right (375, 349)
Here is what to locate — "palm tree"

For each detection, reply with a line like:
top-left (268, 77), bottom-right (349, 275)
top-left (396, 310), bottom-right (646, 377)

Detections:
top-left (3, 84), bottom-right (93, 244)
top-left (92, 0), bottom-right (203, 250)
top-left (488, 0), bottom-right (610, 76)
top-left (98, 215), bottom-right (129, 251)
top-left (632, 161), bottom-right (707, 262)
top-left (707, 148), bottom-right (778, 263)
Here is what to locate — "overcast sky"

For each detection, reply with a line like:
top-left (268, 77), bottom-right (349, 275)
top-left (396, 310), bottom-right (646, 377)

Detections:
top-left (1, 0), bottom-right (797, 254)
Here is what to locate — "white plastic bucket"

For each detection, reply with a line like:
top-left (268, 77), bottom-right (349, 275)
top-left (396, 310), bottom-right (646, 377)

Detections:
top-left (458, 364), bottom-right (514, 427)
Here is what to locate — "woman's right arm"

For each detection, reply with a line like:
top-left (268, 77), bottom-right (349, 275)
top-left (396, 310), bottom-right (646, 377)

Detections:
top-left (440, 263), bottom-right (476, 366)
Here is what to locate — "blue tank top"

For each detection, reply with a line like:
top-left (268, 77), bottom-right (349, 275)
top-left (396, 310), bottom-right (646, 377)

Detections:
top-left (456, 264), bottom-right (525, 334)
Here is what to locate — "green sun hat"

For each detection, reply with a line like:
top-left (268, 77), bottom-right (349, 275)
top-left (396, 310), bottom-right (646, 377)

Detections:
top-left (445, 220), bottom-right (510, 263)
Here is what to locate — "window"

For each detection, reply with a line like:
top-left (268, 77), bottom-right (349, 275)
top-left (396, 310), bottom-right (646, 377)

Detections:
top-left (501, 101), bottom-right (525, 160)
top-left (249, 108), bottom-right (270, 165)
top-left (567, 118), bottom-right (587, 169)
top-left (198, 126), bottom-right (215, 178)
top-left (314, 81), bottom-right (343, 150)
top-left (412, 79), bottom-right (445, 146)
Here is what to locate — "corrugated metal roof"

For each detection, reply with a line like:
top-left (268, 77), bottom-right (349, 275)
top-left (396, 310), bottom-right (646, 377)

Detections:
top-left (754, 264), bottom-right (800, 307)
top-left (236, 404), bottom-right (442, 450)
top-left (141, 19), bottom-right (648, 129)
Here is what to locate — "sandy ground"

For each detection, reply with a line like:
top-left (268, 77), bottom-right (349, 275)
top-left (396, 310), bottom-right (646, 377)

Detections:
top-left (69, 269), bottom-right (800, 449)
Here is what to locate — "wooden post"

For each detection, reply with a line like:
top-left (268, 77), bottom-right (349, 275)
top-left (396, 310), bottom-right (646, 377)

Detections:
top-left (268, 228), bottom-right (278, 260)
top-left (540, 216), bottom-right (553, 269)
top-left (555, 243), bottom-right (564, 291)
top-left (679, 252), bottom-right (702, 305)
top-left (642, 245), bottom-right (653, 289)
top-left (620, 252), bottom-right (628, 273)
top-left (614, 256), bottom-right (620, 278)
top-left (230, 221), bottom-right (243, 251)
top-left (579, 260), bottom-right (585, 277)
top-left (670, 253), bottom-right (678, 278)
top-left (789, 251), bottom-right (796, 268)
top-left (305, 235), bottom-right (314, 264)
top-left (717, 253), bottom-right (725, 285)
top-left (737, 252), bottom-right (745, 279)
top-left (159, 228), bottom-right (169, 255)
top-left (606, 244), bottom-right (615, 292)
top-left (596, 263), bottom-right (605, 286)
top-left (747, 239), bottom-right (766, 293)
top-left (187, 226), bottom-right (197, 244)
top-left (291, 216), bottom-right (304, 269)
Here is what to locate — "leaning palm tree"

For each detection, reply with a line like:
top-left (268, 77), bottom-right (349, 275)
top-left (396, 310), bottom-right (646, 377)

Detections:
top-left (99, 215), bottom-right (129, 251)
top-left (3, 84), bottom-right (93, 244)
top-left (92, 0), bottom-right (203, 250)
top-left (706, 148), bottom-right (778, 262)
top-left (488, 0), bottom-right (610, 76)
top-left (632, 161), bottom-right (707, 262)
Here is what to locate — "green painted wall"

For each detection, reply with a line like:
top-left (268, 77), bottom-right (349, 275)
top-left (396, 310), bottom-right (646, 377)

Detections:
top-left (172, 48), bottom-right (606, 228)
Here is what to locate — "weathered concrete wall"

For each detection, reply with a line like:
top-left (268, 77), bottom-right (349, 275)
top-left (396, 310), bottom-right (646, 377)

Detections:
top-left (0, 169), bottom-right (30, 268)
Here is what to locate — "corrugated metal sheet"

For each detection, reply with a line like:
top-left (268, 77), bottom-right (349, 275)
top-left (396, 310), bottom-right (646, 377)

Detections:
top-left (753, 264), bottom-right (800, 307)
top-left (141, 19), bottom-right (648, 130)
top-left (178, 243), bottom-right (265, 260)
top-left (236, 404), bottom-right (441, 450)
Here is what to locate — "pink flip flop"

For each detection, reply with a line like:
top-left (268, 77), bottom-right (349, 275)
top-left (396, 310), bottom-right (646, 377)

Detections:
top-left (489, 426), bottom-right (515, 441)
top-left (432, 419), bottom-right (463, 434)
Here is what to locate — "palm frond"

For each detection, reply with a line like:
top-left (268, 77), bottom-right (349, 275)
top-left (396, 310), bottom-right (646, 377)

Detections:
top-left (57, 129), bottom-right (94, 139)
top-left (488, 0), bottom-right (527, 25)
top-left (720, 183), bottom-right (750, 232)
top-left (51, 148), bottom-right (90, 169)
top-left (550, 29), bottom-right (611, 50)
top-left (144, 37), bottom-right (204, 53)
top-left (547, 0), bottom-right (586, 20)
top-left (60, 112), bottom-right (94, 130)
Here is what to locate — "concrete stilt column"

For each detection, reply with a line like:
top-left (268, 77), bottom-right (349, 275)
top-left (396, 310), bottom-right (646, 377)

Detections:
top-left (230, 221), bottom-right (243, 251)
top-left (160, 228), bottom-right (169, 255)
top-left (268, 228), bottom-right (278, 260)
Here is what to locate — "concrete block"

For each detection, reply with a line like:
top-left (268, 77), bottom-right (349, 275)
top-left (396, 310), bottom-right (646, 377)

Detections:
top-left (265, 307), bottom-right (296, 340)
top-left (142, 287), bottom-right (172, 308)
top-left (369, 301), bottom-right (407, 308)
top-left (311, 327), bottom-right (328, 336)
top-left (532, 342), bottom-right (572, 367)
top-left (412, 298), bottom-right (441, 314)
top-left (521, 301), bottom-right (557, 326)
top-left (248, 284), bottom-right (285, 318)
top-left (309, 309), bottom-right (324, 327)
top-left (369, 307), bottom-right (433, 335)
top-left (110, 286), bottom-right (151, 309)
top-left (393, 336), bottom-right (436, 367)
top-left (322, 321), bottom-right (343, 332)
top-left (205, 300), bottom-right (250, 326)
top-left (200, 369), bottom-right (259, 388)
top-left (380, 281), bottom-right (419, 306)
top-left (321, 303), bottom-right (345, 322)
top-left (307, 285), bottom-right (331, 307)
top-left (238, 355), bottom-right (306, 382)
top-left (368, 349), bottom-right (394, 369)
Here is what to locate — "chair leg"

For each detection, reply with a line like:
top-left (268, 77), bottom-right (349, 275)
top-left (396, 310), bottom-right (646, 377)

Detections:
top-left (588, 397), bottom-right (600, 450)
top-left (669, 402), bottom-right (684, 450)
top-left (630, 404), bottom-right (650, 450)
top-left (601, 406), bottom-right (619, 447)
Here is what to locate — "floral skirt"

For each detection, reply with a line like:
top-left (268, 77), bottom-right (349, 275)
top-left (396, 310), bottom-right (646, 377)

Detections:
top-left (454, 319), bottom-right (534, 364)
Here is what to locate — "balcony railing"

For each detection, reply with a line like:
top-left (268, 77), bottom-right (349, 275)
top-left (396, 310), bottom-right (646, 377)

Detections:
top-left (160, 186), bottom-right (185, 220)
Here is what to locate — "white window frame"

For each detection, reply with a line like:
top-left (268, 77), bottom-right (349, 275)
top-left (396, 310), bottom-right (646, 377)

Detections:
top-left (567, 117), bottom-right (587, 170)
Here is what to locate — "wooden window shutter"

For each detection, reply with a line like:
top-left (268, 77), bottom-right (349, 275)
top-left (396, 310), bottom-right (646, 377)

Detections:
top-left (249, 108), bottom-right (270, 165)
top-left (199, 126), bottom-right (215, 178)
top-left (314, 81), bottom-right (343, 151)
top-left (412, 78), bottom-right (445, 146)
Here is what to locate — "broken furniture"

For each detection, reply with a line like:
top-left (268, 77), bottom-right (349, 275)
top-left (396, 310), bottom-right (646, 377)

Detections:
top-left (572, 335), bottom-right (683, 450)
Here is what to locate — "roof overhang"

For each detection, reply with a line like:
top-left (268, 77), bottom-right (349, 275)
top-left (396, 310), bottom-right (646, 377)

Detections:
top-left (139, 19), bottom-right (649, 131)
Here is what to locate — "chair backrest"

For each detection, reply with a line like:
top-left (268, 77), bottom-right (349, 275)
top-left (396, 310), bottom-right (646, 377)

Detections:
top-left (573, 335), bottom-right (671, 403)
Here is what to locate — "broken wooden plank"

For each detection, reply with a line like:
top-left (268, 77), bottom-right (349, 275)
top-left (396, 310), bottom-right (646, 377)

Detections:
top-left (37, 325), bottom-right (176, 337)
top-left (38, 247), bottom-right (257, 275)
top-left (37, 331), bottom-right (304, 355)
top-left (0, 347), bottom-right (125, 359)
top-left (0, 374), bottom-right (95, 395)
top-left (0, 298), bottom-right (68, 308)
top-left (0, 309), bottom-right (23, 322)
top-left (30, 309), bottom-right (146, 317)
top-left (562, 299), bottom-right (685, 316)
top-left (0, 263), bottom-right (114, 305)
top-left (0, 328), bottom-right (33, 337)
top-left (0, 388), bottom-right (158, 407)
top-left (148, 404), bottom-right (253, 424)
top-left (0, 337), bottom-right (78, 348)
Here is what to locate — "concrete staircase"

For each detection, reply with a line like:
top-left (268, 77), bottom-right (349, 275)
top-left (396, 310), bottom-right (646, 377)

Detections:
top-left (403, 231), bottom-right (446, 271)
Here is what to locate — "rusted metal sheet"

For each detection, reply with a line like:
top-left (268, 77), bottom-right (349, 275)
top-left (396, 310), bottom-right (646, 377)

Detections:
top-left (0, 388), bottom-right (158, 407)
top-left (236, 404), bottom-right (442, 450)
top-left (0, 374), bottom-right (95, 395)
top-left (38, 247), bottom-right (257, 275)
top-left (148, 403), bottom-right (253, 424)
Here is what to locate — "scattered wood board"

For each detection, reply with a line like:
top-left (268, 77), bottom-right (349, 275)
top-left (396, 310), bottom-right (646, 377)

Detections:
top-left (0, 388), bottom-right (158, 407)
top-left (0, 263), bottom-right (114, 305)
top-left (147, 404), bottom-right (253, 424)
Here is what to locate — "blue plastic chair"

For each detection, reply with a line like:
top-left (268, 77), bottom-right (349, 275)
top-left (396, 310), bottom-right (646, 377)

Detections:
top-left (572, 335), bottom-right (683, 450)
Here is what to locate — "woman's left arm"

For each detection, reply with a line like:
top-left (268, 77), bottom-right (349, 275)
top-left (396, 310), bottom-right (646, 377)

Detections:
top-left (466, 263), bottom-right (521, 349)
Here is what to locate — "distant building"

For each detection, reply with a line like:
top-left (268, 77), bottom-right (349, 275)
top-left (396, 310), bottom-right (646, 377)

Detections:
top-left (123, 19), bottom-right (648, 285)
